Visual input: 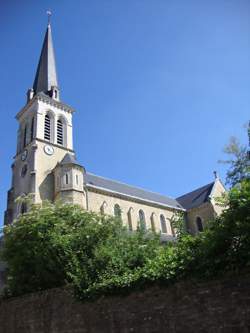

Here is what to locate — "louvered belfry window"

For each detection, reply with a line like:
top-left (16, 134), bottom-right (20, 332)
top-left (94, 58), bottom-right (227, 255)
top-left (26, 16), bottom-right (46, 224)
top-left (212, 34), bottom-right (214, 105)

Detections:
top-left (57, 119), bottom-right (63, 145)
top-left (44, 115), bottom-right (51, 141)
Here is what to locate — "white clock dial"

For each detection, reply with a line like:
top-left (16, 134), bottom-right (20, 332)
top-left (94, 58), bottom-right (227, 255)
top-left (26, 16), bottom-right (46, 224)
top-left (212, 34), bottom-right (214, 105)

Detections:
top-left (21, 149), bottom-right (28, 161)
top-left (44, 145), bottom-right (54, 156)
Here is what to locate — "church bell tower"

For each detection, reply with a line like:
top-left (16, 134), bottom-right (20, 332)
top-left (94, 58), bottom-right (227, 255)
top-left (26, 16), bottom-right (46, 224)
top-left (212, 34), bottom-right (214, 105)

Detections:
top-left (4, 20), bottom-right (85, 225)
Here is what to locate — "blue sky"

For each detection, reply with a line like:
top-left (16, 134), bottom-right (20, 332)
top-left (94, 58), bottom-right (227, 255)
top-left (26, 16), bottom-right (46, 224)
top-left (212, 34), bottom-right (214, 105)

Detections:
top-left (0, 1), bottom-right (249, 225)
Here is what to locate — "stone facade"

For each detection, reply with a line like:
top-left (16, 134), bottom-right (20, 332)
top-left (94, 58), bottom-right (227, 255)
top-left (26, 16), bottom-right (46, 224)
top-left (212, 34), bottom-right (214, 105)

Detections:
top-left (87, 187), bottom-right (176, 234)
top-left (0, 275), bottom-right (249, 333)
top-left (186, 179), bottom-right (226, 234)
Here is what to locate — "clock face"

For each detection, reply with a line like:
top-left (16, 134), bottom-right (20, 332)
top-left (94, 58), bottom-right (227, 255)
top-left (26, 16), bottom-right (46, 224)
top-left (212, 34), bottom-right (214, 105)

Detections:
top-left (44, 145), bottom-right (54, 156)
top-left (21, 149), bottom-right (28, 161)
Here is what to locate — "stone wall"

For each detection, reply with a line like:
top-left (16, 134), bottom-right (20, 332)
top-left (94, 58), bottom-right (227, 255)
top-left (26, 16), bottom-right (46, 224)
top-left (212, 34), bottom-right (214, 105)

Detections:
top-left (0, 275), bottom-right (250, 333)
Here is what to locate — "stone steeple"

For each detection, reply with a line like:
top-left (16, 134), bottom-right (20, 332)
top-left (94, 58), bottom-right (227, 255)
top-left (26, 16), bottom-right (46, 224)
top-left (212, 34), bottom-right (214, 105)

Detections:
top-left (31, 23), bottom-right (59, 100)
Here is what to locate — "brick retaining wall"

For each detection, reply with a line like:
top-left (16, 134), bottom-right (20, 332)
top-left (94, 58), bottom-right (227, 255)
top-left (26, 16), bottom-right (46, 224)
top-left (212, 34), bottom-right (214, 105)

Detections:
top-left (0, 275), bottom-right (250, 333)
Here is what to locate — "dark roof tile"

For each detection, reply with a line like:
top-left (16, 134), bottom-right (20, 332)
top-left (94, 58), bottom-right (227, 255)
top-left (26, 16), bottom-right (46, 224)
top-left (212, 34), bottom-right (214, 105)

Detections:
top-left (86, 173), bottom-right (183, 210)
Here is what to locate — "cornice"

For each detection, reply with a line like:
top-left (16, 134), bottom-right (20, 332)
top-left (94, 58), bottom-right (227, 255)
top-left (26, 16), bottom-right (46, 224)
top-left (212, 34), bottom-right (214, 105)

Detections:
top-left (36, 94), bottom-right (75, 114)
top-left (16, 94), bottom-right (75, 120)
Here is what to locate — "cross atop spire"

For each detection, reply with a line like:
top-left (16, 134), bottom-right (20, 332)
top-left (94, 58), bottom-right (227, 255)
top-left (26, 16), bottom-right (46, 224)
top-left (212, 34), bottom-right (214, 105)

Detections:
top-left (32, 17), bottom-right (59, 100)
top-left (47, 10), bottom-right (52, 25)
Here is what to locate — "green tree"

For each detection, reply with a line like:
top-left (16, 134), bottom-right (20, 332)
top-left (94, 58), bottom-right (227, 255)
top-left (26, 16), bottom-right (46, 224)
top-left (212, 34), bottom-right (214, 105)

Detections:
top-left (1, 201), bottom-right (161, 298)
top-left (220, 129), bottom-right (249, 187)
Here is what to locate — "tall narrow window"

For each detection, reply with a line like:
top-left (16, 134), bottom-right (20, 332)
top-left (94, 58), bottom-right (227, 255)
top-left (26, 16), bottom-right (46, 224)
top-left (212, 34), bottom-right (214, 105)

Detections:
top-left (100, 201), bottom-right (107, 215)
top-left (138, 209), bottom-right (146, 231)
top-left (196, 217), bottom-right (203, 232)
top-left (23, 125), bottom-right (27, 148)
top-left (21, 202), bottom-right (27, 214)
top-left (127, 209), bottom-right (133, 231)
top-left (76, 174), bottom-right (79, 185)
top-left (30, 117), bottom-right (35, 141)
top-left (44, 114), bottom-right (51, 141)
top-left (17, 126), bottom-right (22, 153)
top-left (65, 173), bottom-right (69, 185)
top-left (57, 119), bottom-right (63, 145)
top-left (150, 213), bottom-right (156, 232)
top-left (160, 214), bottom-right (167, 234)
top-left (170, 222), bottom-right (175, 237)
top-left (114, 204), bottom-right (122, 220)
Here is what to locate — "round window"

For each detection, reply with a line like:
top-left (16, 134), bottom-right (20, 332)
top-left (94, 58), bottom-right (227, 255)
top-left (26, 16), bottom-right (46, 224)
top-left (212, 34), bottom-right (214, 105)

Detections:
top-left (21, 164), bottom-right (28, 177)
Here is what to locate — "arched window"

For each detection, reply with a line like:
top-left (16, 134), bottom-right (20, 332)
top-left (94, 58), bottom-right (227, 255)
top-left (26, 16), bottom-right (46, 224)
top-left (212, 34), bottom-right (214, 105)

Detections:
top-left (138, 209), bottom-right (146, 231)
top-left (23, 125), bottom-right (27, 148)
top-left (57, 119), bottom-right (63, 145)
top-left (30, 117), bottom-right (35, 141)
top-left (127, 209), bottom-right (133, 231)
top-left (44, 114), bottom-right (51, 141)
top-left (196, 217), bottom-right (203, 232)
top-left (114, 204), bottom-right (122, 219)
top-left (160, 214), bottom-right (167, 234)
top-left (21, 202), bottom-right (27, 214)
top-left (170, 222), bottom-right (175, 237)
top-left (76, 174), bottom-right (79, 185)
top-left (150, 213), bottom-right (156, 232)
top-left (65, 173), bottom-right (69, 185)
top-left (100, 201), bottom-right (107, 215)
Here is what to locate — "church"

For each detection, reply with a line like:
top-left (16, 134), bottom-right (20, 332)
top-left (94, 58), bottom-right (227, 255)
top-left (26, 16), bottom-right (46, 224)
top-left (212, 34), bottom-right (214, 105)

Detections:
top-left (4, 22), bottom-right (226, 237)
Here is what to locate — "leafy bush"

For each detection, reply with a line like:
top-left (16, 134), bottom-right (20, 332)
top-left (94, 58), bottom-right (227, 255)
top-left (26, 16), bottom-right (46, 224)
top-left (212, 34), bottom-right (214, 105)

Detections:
top-left (1, 202), bottom-right (161, 298)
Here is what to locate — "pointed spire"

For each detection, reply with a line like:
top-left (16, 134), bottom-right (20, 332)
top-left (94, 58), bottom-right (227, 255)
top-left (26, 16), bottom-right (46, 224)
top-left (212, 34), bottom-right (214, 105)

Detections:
top-left (32, 20), bottom-right (59, 100)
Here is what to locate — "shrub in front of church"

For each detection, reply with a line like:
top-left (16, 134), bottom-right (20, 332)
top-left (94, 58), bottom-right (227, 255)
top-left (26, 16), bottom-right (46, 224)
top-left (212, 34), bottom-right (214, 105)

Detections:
top-left (1, 202), bottom-right (161, 298)
top-left (93, 179), bottom-right (250, 294)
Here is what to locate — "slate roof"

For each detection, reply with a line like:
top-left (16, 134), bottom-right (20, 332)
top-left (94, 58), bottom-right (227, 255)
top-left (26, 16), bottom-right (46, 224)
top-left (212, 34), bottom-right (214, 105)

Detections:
top-left (176, 182), bottom-right (215, 210)
top-left (33, 23), bottom-right (58, 96)
top-left (85, 173), bottom-right (184, 210)
top-left (60, 153), bottom-right (82, 167)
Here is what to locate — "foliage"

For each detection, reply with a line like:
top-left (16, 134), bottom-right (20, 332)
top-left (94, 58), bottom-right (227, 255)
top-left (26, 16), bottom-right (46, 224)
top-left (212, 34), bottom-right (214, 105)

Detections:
top-left (1, 202), bottom-right (161, 298)
top-left (169, 211), bottom-right (187, 239)
top-left (1, 179), bottom-right (250, 300)
top-left (219, 136), bottom-right (249, 187)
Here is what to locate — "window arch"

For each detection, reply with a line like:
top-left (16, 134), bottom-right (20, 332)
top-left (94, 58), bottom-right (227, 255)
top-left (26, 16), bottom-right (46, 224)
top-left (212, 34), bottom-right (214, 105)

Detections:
top-left (44, 114), bottom-right (51, 141)
top-left (57, 119), bottom-right (63, 145)
top-left (160, 214), bottom-right (167, 234)
top-left (114, 204), bottom-right (122, 219)
top-left (196, 217), bottom-right (203, 232)
top-left (65, 173), bottom-right (69, 185)
top-left (138, 209), bottom-right (146, 231)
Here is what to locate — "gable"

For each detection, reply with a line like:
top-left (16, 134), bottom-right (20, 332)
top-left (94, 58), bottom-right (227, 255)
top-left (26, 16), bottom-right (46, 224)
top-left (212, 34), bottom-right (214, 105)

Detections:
top-left (176, 182), bottom-right (215, 210)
